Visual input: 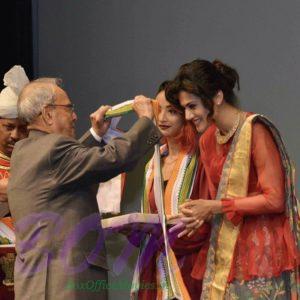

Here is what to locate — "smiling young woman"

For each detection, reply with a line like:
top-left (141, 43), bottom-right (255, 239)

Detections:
top-left (130, 81), bottom-right (211, 300)
top-left (166, 59), bottom-right (300, 299)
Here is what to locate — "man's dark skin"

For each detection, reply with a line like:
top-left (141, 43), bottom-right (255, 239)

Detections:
top-left (0, 118), bottom-right (28, 202)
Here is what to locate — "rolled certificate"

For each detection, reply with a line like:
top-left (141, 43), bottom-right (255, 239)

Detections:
top-left (105, 99), bottom-right (134, 119)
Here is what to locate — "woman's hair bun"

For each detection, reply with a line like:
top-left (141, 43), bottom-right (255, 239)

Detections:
top-left (212, 59), bottom-right (240, 91)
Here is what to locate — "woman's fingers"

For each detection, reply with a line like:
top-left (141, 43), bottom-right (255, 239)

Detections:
top-left (180, 207), bottom-right (194, 217)
top-left (185, 219), bottom-right (204, 229)
top-left (180, 216), bottom-right (197, 224)
top-left (173, 220), bottom-right (204, 238)
top-left (180, 200), bottom-right (199, 209)
top-left (185, 219), bottom-right (199, 229)
top-left (177, 227), bottom-right (196, 238)
top-left (168, 222), bottom-right (185, 233)
top-left (195, 220), bottom-right (204, 228)
top-left (167, 213), bottom-right (182, 221)
top-left (187, 229), bottom-right (196, 237)
top-left (177, 228), bottom-right (190, 238)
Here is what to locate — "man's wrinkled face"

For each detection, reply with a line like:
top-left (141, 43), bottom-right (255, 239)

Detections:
top-left (0, 118), bottom-right (28, 157)
top-left (50, 87), bottom-right (77, 138)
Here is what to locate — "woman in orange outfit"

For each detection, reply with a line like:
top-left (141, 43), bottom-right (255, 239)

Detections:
top-left (130, 81), bottom-right (211, 300)
top-left (167, 59), bottom-right (299, 299)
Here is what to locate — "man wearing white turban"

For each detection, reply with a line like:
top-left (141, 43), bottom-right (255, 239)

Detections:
top-left (0, 65), bottom-right (29, 156)
top-left (0, 65), bottom-right (29, 299)
top-left (0, 66), bottom-right (29, 205)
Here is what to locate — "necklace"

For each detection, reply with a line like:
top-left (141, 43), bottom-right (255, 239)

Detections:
top-left (215, 112), bottom-right (241, 145)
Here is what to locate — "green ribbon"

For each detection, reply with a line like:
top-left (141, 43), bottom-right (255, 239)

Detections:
top-left (105, 100), bottom-right (134, 119)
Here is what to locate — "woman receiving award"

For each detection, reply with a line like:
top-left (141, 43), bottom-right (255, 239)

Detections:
top-left (129, 81), bottom-right (211, 300)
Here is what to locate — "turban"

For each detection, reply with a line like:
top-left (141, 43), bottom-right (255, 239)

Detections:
top-left (0, 66), bottom-right (29, 118)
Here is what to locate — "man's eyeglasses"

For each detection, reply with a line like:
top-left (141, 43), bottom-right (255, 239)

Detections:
top-left (47, 104), bottom-right (75, 112)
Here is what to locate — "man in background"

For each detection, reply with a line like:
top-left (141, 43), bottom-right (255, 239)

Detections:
top-left (0, 66), bottom-right (29, 205)
top-left (0, 65), bottom-right (29, 299)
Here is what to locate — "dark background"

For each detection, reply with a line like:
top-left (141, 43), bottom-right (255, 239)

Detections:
top-left (0, 0), bottom-right (33, 87)
top-left (1, 1), bottom-right (299, 299)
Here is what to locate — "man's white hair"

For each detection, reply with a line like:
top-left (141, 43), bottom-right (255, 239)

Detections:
top-left (18, 78), bottom-right (62, 123)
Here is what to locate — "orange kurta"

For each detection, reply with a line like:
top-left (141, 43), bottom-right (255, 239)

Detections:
top-left (198, 119), bottom-right (298, 282)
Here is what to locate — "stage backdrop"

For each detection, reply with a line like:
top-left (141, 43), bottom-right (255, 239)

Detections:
top-left (32, 1), bottom-right (300, 299)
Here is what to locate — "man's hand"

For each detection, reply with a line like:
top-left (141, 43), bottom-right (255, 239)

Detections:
top-left (133, 95), bottom-right (154, 120)
top-left (0, 178), bottom-right (8, 202)
top-left (90, 105), bottom-right (112, 137)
